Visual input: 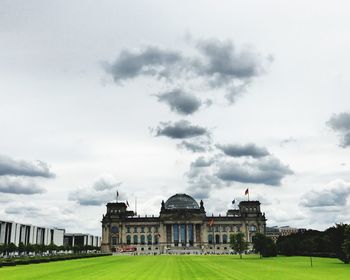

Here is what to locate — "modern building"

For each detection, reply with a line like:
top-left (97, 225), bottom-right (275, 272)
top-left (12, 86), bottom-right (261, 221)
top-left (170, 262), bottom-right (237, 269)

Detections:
top-left (64, 233), bottom-right (101, 247)
top-left (101, 193), bottom-right (267, 254)
top-left (0, 220), bottom-right (65, 246)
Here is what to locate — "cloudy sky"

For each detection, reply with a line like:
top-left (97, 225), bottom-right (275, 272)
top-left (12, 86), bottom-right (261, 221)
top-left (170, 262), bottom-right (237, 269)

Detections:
top-left (1, 0), bottom-right (350, 235)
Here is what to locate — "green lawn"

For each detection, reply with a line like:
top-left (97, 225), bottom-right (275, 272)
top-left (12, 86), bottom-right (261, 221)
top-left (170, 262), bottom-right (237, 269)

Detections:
top-left (0, 255), bottom-right (349, 280)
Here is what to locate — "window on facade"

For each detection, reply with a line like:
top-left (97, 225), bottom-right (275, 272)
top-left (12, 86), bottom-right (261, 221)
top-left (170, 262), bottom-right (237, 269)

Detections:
top-left (154, 235), bottom-right (159, 245)
top-left (126, 226), bottom-right (130, 233)
top-left (111, 237), bottom-right (117, 246)
top-left (215, 234), bottom-right (220, 244)
top-left (208, 234), bottom-right (213, 244)
top-left (141, 226), bottom-right (145, 233)
top-left (215, 226), bottom-right (219, 232)
top-left (141, 235), bottom-right (145, 244)
top-left (147, 234), bottom-right (152, 245)
top-left (134, 226), bottom-right (138, 233)
top-left (133, 235), bottom-right (138, 244)
top-left (249, 225), bottom-right (257, 232)
top-left (126, 235), bottom-right (131, 245)
top-left (148, 226), bottom-right (152, 233)
top-left (223, 234), bottom-right (228, 244)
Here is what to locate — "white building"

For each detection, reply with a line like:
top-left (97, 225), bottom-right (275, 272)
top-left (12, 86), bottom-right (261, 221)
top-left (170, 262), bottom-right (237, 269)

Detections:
top-left (64, 233), bottom-right (101, 247)
top-left (0, 220), bottom-right (65, 246)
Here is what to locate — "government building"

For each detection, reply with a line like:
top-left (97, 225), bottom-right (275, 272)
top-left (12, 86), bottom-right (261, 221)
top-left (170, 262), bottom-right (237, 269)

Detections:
top-left (101, 194), bottom-right (266, 254)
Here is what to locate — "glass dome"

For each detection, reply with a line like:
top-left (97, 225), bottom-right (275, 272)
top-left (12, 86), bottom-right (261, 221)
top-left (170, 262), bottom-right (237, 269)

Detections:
top-left (164, 194), bottom-right (199, 210)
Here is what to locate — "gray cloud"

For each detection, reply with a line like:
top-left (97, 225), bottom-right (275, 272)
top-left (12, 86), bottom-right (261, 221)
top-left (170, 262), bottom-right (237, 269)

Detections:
top-left (0, 155), bottom-right (54, 178)
top-left (191, 156), bottom-right (215, 168)
top-left (69, 175), bottom-right (123, 206)
top-left (327, 112), bottom-right (350, 147)
top-left (194, 39), bottom-right (262, 102)
top-left (177, 137), bottom-right (212, 153)
top-left (216, 156), bottom-right (293, 186)
top-left (216, 143), bottom-right (269, 158)
top-left (92, 177), bottom-right (122, 191)
top-left (300, 180), bottom-right (350, 208)
top-left (105, 38), bottom-right (268, 103)
top-left (0, 176), bottom-right (45, 195)
top-left (157, 89), bottom-right (202, 115)
top-left (105, 46), bottom-right (182, 82)
top-left (154, 120), bottom-right (209, 139)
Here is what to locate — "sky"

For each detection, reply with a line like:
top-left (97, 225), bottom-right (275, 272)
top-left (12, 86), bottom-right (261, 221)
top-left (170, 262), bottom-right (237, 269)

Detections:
top-left (1, 0), bottom-right (350, 236)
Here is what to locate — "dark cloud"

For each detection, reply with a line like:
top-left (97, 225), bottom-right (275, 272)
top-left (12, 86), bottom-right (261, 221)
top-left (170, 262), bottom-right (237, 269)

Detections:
top-left (300, 180), bottom-right (350, 208)
top-left (177, 137), bottom-right (212, 153)
top-left (69, 175), bottom-right (123, 206)
top-left (178, 141), bottom-right (207, 152)
top-left (0, 176), bottom-right (45, 195)
top-left (185, 152), bottom-right (292, 199)
top-left (216, 156), bottom-right (293, 186)
top-left (327, 112), bottom-right (350, 147)
top-left (190, 156), bottom-right (215, 168)
top-left (157, 89), bottom-right (202, 115)
top-left (195, 39), bottom-right (261, 80)
top-left (105, 46), bottom-right (182, 82)
top-left (216, 143), bottom-right (269, 158)
top-left (105, 38), bottom-right (268, 103)
top-left (0, 155), bottom-right (54, 178)
top-left (187, 173), bottom-right (225, 200)
top-left (154, 120), bottom-right (209, 139)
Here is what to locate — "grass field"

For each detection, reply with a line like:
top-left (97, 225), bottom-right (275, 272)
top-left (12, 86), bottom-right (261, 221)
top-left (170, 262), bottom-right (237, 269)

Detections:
top-left (0, 255), bottom-right (349, 280)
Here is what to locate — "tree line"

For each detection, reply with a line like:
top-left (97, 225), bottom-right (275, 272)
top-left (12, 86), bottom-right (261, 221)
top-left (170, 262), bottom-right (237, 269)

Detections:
top-left (230, 223), bottom-right (350, 264)
top-left (277, 223), bottom-right (350, 263)
top-left (0, 242), bottom-right (100, 257)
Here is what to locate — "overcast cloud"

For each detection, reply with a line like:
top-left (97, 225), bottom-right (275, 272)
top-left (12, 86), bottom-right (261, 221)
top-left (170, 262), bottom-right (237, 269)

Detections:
top-left (156, 89), bottom-right (202, 115)
top-left (0, 176), bottom-right (45, 195)
top-left (327, 112), bottom-right (350, 147)
top-left (69, 175), bottom-right (123, 206)
top-left (154, 120), bottom-right (210, 139)
top-left (0, 155), bottom-right (54, 178)
top-left (1, 0), bottom-right (350, 234)
top-left (216, 143), bottom-right (270, 158)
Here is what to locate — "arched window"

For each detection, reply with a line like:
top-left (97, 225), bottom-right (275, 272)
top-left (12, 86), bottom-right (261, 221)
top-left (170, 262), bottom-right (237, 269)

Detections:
top-left (126, 235), bottom-right (131, 245)
top-left (215, 234), bottom-right (220, 244)
top-left (141, 235), bottom-right (145, 244)
top-left (222, 234), bottom-right (228, 244)
top-left (208, 234), bottom-right (213, 244)
top-left (133, 235), bottom-right (138, 244)
top-left (249, 225), bottom-right (257, 232)
top-left (154, 234), bottom-right (159, 245)
top-left (147, 234), bottom-right (152, 245)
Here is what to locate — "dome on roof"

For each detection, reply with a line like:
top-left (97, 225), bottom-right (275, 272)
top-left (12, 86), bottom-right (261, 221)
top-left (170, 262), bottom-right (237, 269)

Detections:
top-left (164, 194), bottom-right (199, 210)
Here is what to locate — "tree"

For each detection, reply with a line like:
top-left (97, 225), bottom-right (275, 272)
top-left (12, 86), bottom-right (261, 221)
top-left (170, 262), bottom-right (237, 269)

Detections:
top-left (252, 233), bottom-right (266, 258)
top-left (230, 233), bottom-right (248, 259)
top-left (342, 225), bottom-right (350, 264)
top-left (18, 242), bottom-right (26, 256)
top-left (252, 233), bottom-right (277, 258)
top-left (7, 243), bottom-right (17, 256)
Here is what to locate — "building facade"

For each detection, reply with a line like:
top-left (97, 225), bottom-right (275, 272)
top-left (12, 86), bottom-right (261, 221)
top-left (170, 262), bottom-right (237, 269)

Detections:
top-left (101, 194), bottom-right (266, 254)
top-left (64, 233), bottom-right (101, 247)
top-left (0, 220), bottom-right (65, 246)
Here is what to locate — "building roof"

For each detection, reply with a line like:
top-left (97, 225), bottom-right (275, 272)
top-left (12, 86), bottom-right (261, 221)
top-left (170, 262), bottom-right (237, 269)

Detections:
top-left (164, 194), bottom-right (199, 210)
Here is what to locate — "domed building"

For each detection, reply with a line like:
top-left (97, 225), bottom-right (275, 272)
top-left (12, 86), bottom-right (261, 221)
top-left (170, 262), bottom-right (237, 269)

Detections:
top-left (101, 194), bottom-right (266, 254)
